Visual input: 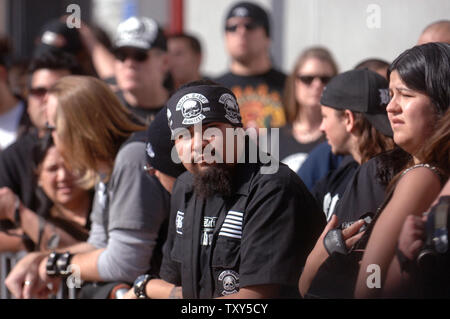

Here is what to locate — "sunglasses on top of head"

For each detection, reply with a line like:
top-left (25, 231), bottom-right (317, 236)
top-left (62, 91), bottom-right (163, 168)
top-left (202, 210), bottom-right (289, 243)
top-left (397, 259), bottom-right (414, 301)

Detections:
top-left (225, 21), bottom-right (260, 33)
top-left (296, 75), bottom-right (332, 86)
top-left (114, 49), bottom-right (149, 62)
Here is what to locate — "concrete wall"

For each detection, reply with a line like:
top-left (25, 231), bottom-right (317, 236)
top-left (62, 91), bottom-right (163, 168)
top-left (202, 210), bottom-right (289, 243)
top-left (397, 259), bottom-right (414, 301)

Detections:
top-left (91, 0), bottom-right (450, 77)
top-left (184, 0), bottom-right (450, 77)
top-left (92, 0), bottom-right (167, 38)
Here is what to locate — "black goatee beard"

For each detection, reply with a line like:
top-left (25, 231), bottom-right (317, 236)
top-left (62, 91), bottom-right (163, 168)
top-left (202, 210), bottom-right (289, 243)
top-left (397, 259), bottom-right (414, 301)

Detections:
top-left (193, 164), bottom-right (234, 198)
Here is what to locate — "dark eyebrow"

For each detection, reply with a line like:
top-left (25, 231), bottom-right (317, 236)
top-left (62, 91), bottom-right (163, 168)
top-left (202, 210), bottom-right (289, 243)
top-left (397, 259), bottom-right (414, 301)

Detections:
top-left (395, 86), bottom-right (415, 93)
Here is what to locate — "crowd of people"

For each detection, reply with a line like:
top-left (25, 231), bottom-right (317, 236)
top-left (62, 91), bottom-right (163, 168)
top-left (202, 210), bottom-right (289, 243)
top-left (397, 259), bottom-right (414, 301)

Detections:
top-left (0, 1), bottom-right (449, 299)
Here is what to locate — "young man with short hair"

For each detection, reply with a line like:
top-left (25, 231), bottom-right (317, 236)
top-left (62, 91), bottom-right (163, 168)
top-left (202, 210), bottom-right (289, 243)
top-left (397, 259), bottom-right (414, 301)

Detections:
top-left (112, 16), bottom-right (170, 125)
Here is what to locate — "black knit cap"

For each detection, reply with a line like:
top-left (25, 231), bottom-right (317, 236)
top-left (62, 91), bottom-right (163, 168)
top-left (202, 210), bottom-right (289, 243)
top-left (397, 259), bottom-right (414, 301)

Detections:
top-left (225, 1), bottom-right (271, 37)
top-left (145, 107), bottom-right (186, 178)
top-left (321, 68), bottom-right (393, 137)
top-left (166, 82), bottom-right (243, 136)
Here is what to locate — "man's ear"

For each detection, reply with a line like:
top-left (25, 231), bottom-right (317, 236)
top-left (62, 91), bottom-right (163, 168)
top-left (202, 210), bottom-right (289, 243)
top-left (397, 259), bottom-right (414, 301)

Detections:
top-left (343, 109), bottom-right (355, 133)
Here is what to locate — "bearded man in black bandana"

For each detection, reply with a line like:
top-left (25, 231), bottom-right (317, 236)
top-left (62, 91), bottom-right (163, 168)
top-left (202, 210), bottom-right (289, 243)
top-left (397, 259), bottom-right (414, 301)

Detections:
top-left (126, 80), bottom-right (325, 299)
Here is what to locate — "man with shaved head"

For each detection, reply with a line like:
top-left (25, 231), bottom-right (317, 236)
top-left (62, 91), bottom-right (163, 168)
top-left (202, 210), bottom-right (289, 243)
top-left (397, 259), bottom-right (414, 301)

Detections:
top-left (417, 20), bottom-right (450, 44)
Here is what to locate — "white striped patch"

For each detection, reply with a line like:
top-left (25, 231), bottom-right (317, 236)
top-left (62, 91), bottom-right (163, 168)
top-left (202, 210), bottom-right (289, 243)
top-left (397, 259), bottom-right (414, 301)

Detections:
top-left (219, 211), bottom-right (244, 239)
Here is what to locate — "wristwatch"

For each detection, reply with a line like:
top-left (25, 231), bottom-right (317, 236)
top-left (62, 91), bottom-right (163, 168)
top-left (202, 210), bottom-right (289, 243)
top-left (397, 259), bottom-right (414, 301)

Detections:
top-left (133, 274), bottom-right (153, 299)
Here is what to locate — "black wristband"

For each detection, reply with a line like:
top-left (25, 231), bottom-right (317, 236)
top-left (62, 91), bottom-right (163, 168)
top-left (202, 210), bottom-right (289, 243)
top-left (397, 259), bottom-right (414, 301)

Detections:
top-left (46, 251), bottom-right (73, 277)
top-left (46, 251), bottom-right (59, 277)
top-left (55, 251), bottom-right (73, 277)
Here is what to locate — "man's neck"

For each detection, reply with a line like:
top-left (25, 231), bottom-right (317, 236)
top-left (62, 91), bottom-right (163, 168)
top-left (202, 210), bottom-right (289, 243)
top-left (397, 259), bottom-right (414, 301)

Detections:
top-left (230, 54), bottom-right (272, 76)
top-left (349, 138), bottom-right (362, 165)
top-left (296, 106), bottom-right (323, 130)
top-left (123, 85), bottom-right (168, 109)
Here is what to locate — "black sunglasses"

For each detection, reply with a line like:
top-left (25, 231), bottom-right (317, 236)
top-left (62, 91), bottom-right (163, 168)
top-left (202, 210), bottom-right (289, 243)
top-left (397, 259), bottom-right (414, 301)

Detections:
top-left (225, 22), bottom-right (260, 33)
top-left (29, 87), bottom-right (49, 97)
top-left (114, 49), bottom-right (149, 62)
top-left (296, 75), bottom-right (332, 86)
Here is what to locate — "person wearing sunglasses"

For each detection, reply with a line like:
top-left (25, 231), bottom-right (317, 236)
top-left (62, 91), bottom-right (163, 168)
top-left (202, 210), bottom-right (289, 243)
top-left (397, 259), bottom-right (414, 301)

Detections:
top-left (0, 50), bottom-right (82, 253)
top-left (280, 47), bottom-right (338, 173)
top-left (0, 36), bottom-right (27, 152)
top-left (112, 16), bottom-right (170, 126)
top-left (215, 2), bottom-right (286, 130)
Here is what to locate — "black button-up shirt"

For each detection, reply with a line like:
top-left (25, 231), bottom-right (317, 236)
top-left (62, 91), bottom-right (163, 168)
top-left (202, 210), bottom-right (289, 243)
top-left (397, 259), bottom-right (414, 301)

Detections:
top-left (160, 161), bottom-right (326, 298)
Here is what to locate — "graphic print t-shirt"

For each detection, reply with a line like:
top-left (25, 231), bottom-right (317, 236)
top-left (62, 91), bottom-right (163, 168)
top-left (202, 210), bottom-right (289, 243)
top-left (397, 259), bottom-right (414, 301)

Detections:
top-left (215, 69), bottom-right (286, 129)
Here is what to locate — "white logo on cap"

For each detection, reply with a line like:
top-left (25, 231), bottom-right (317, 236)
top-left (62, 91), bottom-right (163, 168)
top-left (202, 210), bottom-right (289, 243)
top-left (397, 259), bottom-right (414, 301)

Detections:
top-left (146, 142), bottom-right (155, 158)
top-left (176, 93), bottom-right (210, 125)
top-left (219, 93), bottom-right (241, 124)
top-left (379, 89), bottom-right (390, 105)
top-left (115, 17), bottom-right (158, 49)
top-left (167, 108), bottom-right (173, 129)
top-left (41, 31), bottom-right (66, 47)
top-left (233, 7), bottom-right (249, 17)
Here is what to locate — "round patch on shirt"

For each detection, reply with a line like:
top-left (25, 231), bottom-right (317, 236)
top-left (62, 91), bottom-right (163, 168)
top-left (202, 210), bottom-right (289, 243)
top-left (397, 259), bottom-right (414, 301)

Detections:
top-left (218, 270), bottom-right (240, 295)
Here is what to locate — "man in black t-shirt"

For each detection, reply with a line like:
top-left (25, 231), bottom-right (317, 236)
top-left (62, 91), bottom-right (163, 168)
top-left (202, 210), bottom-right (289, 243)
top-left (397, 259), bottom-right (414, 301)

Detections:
top-left (312, 69), bottom-right (393, 221)
top-left (127, 82), bottom-right (325, 299)
top-left (214, 2), bottom-right (286, 129)
top-left (111, 16), bottom-right (170, 125)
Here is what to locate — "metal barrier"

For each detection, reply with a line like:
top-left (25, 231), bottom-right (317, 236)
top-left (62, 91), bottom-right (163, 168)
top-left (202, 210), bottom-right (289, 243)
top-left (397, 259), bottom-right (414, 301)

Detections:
top-left (0, 252), bottom-right (77, 299)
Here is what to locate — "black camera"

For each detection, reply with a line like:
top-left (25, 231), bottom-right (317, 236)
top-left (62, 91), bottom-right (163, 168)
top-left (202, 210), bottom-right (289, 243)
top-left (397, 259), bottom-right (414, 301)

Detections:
top-left (416, 196), bottom-right (450, 270)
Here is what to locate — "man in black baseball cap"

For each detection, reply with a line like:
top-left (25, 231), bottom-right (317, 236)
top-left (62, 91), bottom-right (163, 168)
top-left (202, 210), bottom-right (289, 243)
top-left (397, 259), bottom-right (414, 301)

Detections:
top-left (35, 19), bottom-right (83, 57)
top-left (112, 16), bottom-right (170, 125)
top-left (321, 68), bottom-right (393, 138)
top-left (225, 1), bottom-right (270, 37)
top-left (144, 106), bottom-right (186, 193)
top-left (215, 2), bottom-right (287, 130)
top-left (309, 68), bottom-right (394, 221)
top-left (123, 80), bottom-right (326, 299)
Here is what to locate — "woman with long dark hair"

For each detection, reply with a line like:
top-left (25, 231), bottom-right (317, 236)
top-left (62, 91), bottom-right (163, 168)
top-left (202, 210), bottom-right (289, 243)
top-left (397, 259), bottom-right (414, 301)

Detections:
top-left (299, 42), bottom-right (449, 299)
top-left (355, 42), bottom-right (449, 298)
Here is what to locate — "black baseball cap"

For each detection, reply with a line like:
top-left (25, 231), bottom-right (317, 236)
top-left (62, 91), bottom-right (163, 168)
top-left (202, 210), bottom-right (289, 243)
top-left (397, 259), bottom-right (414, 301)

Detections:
top-left (166, 82), bottom-right (243, 136)
top-left (321, 68), bottom-right (393, 137)
top-left (37, 19), bottom-right (83, 55)
top-left (145, 107), bottom-right (186, 178)
top-left (114, 17), bottom-right (167, 51)
top-left (225, 2), bottom-right (271, 37)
